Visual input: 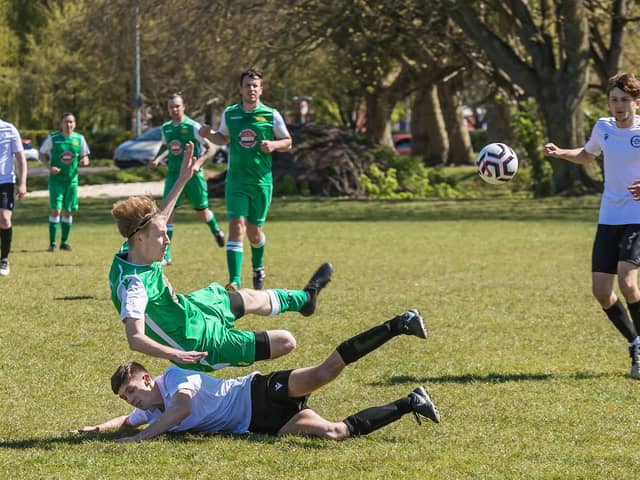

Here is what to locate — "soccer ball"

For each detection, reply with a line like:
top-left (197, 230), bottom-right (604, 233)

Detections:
top-left (476, 142), bottom-right (518, 184)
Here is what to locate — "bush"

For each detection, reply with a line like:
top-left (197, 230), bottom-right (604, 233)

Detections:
top-left (360, 150), bottom-right (464, 199)
top-left (469, 129), bottom-right (489, 152)
top-left (84, 129), bottom-right (133, 159)
top-left (510, 99), bottom-right (554, 198)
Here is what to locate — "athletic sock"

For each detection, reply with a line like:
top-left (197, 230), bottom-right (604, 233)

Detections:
top-left (336, 316), bottom-right (405, 365)
top-left (626, 300), bottom-right (640, 338)
top-left (165, 224), bottom-right (174, 261)
top-left (61, 216), bottom-right (72, 244)
top-left (0, 227), bottom-right (12, 259)
top-left (604, 299), bottom-right (638, 342)
top-left (265, 289), bottom-right (309, 314)
top-left (343, 397), bottom-right (412, 436)
top-left (204, 209), bottom-right (220, 233)
top-left (250, 233), bottom-right (266, 270)
top-left (49, 216), bottom-right (60, 246)
top-left (227, 240), bottom-right (243, 286)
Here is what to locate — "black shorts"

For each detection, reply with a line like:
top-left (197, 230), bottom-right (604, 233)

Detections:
top-left (592, 224), bottom-right (640, 274)
top-left (0, 183), bottom-right (15, 210)
top-left (248, 370), bottom-right (309, 435)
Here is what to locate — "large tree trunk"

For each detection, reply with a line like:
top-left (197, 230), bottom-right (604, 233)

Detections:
top-left (364, 92), bottom-right (395, 147)
top-left (412, 83), bottom-right (449, 165)
top-left (484, 100), bottom-right (513, 145)
top-left (439, 76), bottom-right (474, 165)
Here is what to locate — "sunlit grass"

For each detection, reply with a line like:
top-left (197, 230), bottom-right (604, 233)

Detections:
top-left (2, 194), bottom-right (638, 479)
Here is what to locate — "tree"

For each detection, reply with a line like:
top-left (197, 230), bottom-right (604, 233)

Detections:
top-left (444, 0), bottom-right (593, 193)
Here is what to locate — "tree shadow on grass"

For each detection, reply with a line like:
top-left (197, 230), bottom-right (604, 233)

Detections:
top-left (374, 371), bottom-right (615, 386)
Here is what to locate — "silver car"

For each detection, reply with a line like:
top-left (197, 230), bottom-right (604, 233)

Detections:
top-left (114, 127), bottom-right (228, 169)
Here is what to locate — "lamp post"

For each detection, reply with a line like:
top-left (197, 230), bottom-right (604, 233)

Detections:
top-left (134, 0), bottom-right (142, 135)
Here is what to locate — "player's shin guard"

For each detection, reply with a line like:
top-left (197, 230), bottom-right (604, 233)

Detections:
top-left (604, 299), bottom-right (638, 342)
top-left (227, 241), bottom-right (243, 286)
top-left (205, 209), bottom-right (220, 233)
top-left (0, 227), bottom-right (12, 258)
top-left (266, 289), bottom-right (308, 314)
top-left (250, 233), bottom-right (266, 269)
top-left (49, 216), bottom-right (60, 246)
top-left (336, 316), bottom-right (406, 365)
top-left (343, 397), bottom-right (411, 436)
top-left (61, 216), bottom-right (72, 244)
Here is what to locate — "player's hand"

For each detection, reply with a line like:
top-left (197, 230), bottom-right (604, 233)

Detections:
top-left (198, 124), bottom-right (212, 139)
top-left (16, 184), bottom-right (26, 199)
top-left (543, 143), bottom-right (562, 157)
top-left (628, 180), bottom-right (640, 200)
top-left (71, 425), bottom-right (100, 434)
top-left (173, 349), bottom-right (208, 364)
top-left (79, 157), bottom-right (90, 167)
top-left (50, 166), bottom-right (61, 175)
top-left (147, 160), bottom-right (158, 171)
top-left (260, 140), bottom-right (275, 153)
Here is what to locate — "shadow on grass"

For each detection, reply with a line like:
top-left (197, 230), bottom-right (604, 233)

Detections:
top-left (376, 371), bottom-right (614, 386)
top-left (54, 295), bottom-right (97, 301)
top-left (0, 431), bottom-right (330, 450)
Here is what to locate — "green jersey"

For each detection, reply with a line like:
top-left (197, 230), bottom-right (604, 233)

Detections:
top-left (108, 253), bottom-right (232, 372)
top-left (222, 102), bottom-right (288, 186)
top-left (41, 131), bottom-right (89, 183)
top-left (161, 116), bottom-right (206, 175)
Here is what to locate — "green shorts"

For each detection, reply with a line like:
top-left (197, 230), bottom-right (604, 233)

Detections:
top-left (49, 180), bottom-right (78, 212)
top-left (164, 170), bottom-right (209, 210)
top-left (186, 282), bottom-right (256, 368)
top-left (225, 183), bottom-right (272, 226)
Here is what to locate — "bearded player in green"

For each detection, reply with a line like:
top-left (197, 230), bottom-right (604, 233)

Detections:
top-left (39, 112), bottom-right (90, 252)
top-left (148, 93), bottom-right (224, 265)
top-left (200, 68), bottom-right (291, 290)
top-left (110, 142), bottom-right (333, 372)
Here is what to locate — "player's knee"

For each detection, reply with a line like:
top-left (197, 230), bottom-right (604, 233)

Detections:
top-left (269, 331), bottom-right (296, 358)
top-left (618, 279), bottom-right (639, 299)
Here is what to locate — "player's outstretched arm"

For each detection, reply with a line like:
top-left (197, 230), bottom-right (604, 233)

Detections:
top-left (14, 150), bottom-right (27, 198)
top-left (71, 415), bottom-right (130, 434)
top-left (116, 390), bottom-right (193, 443)
top-left (198, 124), bottom-right (230, 145)
top-left (124, 317), bottom-right (208, 364)
top-left (543, 143), bottom-right (596, 165)
top-left (157, 142), bottom-right (199, 217)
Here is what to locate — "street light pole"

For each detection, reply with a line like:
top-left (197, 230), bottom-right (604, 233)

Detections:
top-left (134, 0), bottom-right (142, 135)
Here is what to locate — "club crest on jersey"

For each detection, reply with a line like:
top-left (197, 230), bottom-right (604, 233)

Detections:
top-left (630, 135), bottom-right (640, 148)
top-left (255, 116), bottom-right (266, 122)
top-left (169, 140), bottom-right (183, 155)
top-left (238, 129), bottom-right (258, 148)
top-left (61, 150), bottom-right (75, 164)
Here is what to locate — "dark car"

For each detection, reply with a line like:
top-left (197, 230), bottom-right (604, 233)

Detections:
top-left (393, 133), bottom-right (412, 155)
top-left (114, 127), bottom-right (228, 169)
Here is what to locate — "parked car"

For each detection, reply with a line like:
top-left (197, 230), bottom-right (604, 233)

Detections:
top-left (114, 127), bottom-right (228, 168)
top-left (393, 133), bottom-right (412, 155)
top-left (21, 138), bottom-right (39, 161)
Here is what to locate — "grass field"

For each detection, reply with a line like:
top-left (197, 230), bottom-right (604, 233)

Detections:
top-left (1, 193), bottom-right (639, 479)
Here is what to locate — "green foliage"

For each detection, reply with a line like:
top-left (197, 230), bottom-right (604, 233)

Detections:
top-left (360, 150), bottom-right (464, 199)
top-left (84, 130), bottom-right (133, 160)
top-left (274, 174), bottom-right (299, 196)
top-left (510, 98), bottom-right (555, 198)
top-left (469, 128), bottom-right (489, 152)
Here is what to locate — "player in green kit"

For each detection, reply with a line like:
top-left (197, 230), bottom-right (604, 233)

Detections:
top-left (39, 112), bottom-right (90, 252)
top-left (110, 143), bottom-right (333, 372)
top-left (200, 68), bottom-right (291, 290)
top-left (148, 93), bottom-right (224, 265)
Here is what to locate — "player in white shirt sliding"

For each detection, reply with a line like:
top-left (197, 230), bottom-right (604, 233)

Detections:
top-left (544, 73), bottom-right (640, 379)
top-left (72, 310), bottom-right (438, 442)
